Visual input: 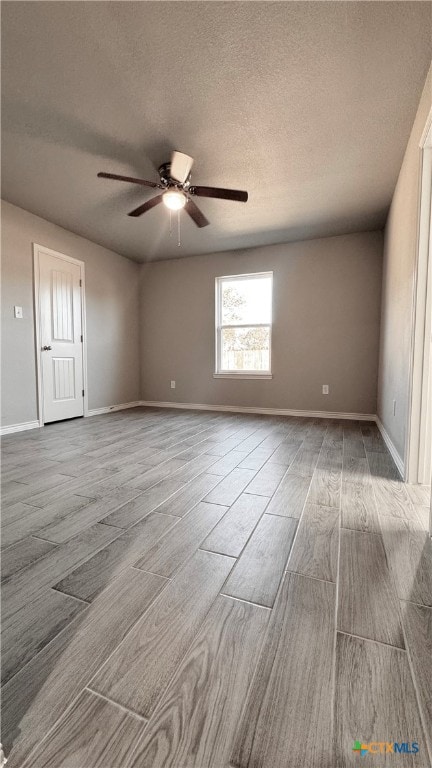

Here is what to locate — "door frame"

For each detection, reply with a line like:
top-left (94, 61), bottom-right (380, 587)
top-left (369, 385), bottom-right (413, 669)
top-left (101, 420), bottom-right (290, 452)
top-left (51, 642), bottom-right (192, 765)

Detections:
top-left (33, 243), bottom-right (88, 426)
top-left (405, 109), bottom-right (432, 484)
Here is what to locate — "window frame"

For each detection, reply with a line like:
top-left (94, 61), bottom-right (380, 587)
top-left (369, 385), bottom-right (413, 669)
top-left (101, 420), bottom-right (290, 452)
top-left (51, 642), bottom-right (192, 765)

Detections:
top-left (214, 271), bottom-right (273, 379)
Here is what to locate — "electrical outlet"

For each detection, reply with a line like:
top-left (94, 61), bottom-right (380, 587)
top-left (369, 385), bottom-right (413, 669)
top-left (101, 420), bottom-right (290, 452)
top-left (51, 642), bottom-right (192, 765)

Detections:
top-left (170, 380), bottom-right (176, 389)
top-left (393, 399), bottom-right (396, 416)
top-left (14, 306), bottom-right (23, 319)
top-left (322, 385), bottom-right (329, 395)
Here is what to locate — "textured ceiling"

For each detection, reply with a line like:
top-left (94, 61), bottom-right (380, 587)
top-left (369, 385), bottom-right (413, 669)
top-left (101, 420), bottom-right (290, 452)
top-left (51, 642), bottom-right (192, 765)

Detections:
top-left (2, 2), bottom-right (431, 262)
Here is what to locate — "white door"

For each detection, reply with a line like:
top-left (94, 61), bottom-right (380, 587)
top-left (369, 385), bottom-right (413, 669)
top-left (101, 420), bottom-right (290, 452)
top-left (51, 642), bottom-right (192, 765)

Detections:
top-left (38, 249), bottom-right (84, 423)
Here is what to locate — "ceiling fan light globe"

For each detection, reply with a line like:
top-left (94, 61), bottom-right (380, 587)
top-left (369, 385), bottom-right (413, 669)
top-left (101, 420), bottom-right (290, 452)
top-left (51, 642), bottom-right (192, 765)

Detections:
top-left (163, 190), bottom-right (186, 211)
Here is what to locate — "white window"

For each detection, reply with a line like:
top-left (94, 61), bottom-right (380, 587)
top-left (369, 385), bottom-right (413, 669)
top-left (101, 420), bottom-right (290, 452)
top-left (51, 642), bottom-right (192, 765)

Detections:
top-left (215, 272), bottom-right (273, 378)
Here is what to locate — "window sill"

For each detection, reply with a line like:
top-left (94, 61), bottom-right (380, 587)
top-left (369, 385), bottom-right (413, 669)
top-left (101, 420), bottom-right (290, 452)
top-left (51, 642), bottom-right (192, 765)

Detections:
top-left (213, 373), bottom-right (273, 380)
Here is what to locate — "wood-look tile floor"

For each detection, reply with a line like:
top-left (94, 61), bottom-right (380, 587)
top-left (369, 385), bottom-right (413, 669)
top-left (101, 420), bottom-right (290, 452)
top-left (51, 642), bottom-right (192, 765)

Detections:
top-left (1, 408), bottom-right (431, 767)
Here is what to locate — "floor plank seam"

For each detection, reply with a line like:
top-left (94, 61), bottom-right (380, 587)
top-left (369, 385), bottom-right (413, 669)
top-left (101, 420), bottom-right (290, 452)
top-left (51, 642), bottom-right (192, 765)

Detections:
top-left (153, 509), bottom-right (184, 519)
top-left (130, 566), bottom-right (171, 580)
top-left (285, 568), bottom-right (335, 586)
top-left (30, 535), bottom-right (60, 545)
top-left (50, 586), bottom-right (91, 605)
top-left (336, 628), bottom-right (407, 652)
top-left (265, 510), bottom-right (299, 520)
top-left (20, 501), bottom-right (49, 510)
top-left (85, 686), bottom-right (149, 723)
top-left (219, 593), bottom-right (272, 610)
top-left (243, 489), bottom-right (275, 499)
top-left (93, 520), bottom-right (126, 530)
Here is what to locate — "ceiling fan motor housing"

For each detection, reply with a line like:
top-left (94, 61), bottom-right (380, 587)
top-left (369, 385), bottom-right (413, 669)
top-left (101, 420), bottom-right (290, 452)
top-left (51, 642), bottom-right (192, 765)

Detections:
top-left (158, 162), bottom-right (191, 189)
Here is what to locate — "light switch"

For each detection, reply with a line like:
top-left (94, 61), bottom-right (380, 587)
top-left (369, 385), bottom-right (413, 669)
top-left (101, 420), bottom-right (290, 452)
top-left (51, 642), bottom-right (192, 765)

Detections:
top-left (14, 306), bottom-right (23, 319)
top-left (170, 380), bottom-right (176, 389)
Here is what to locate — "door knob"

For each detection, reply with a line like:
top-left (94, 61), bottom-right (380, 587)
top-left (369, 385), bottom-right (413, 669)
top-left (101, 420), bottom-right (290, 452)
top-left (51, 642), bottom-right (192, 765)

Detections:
top-left (42, 345), bottom-right (52, 351)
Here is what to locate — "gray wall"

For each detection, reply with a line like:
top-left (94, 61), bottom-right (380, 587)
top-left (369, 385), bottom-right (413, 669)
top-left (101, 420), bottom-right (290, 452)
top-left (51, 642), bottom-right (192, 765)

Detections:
top-left (1, 200), bottom-right (141, 427)
top-left (140, 231), bottom-right (383, 415)
top-left (378, 65), bottom-right (432, 461)
top-left (1, 205), bottom-right (384, 428)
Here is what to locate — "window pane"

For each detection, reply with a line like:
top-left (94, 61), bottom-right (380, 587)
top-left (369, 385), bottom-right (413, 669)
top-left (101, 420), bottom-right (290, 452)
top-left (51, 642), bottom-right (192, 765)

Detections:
top-left (221, 276), bottom-right (272, 324)
top-left (221, 326), bottom-right (270, 371)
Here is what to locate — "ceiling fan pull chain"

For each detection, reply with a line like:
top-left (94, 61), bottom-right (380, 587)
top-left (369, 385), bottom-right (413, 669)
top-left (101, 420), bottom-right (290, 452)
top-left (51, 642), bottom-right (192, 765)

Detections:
top-left (177, 210), bottom-right (181, 247)
top-left (169, 209), bottom-right (172, 237)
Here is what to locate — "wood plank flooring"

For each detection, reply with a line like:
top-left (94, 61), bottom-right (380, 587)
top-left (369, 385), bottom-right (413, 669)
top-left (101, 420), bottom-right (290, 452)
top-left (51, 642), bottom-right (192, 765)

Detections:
top-left (230, 571), bottom-right (336, 768)
top-left (334, 633), bottom-right (428, 766)
top-left (286, 501), bottom-right (339, 582)
top-left (90, 549), bottom-right (234, 718)
top-left (1, 408), bottom-right (431, 767)
top-left (53, 511), bottom-right (177, 601)
top-left (1, 536), bottom-right (57, 580)
top-left (401, 601), bottom-right (432, 760)
top-left (223, 513), bottom-right (297, 607)
top-left (123, 595), bottom-right (269, 768)
top-left (22, 688), bottom-right (144, 768)
top-left (2, 568), bottom-right (165, 766)
top-left (338, 528), bottom-right (405, 648)
top-left (201, 492), bottom-right (268, 557)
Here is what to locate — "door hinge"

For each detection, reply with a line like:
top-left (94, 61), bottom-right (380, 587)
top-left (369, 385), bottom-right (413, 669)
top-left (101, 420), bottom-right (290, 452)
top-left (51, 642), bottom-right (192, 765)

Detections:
top-left (81, 334), bottom-right (83, 342)
top-left (79, 279), bottom-right (82, 287)
top-left (82, 389), bottom-right (85, 397)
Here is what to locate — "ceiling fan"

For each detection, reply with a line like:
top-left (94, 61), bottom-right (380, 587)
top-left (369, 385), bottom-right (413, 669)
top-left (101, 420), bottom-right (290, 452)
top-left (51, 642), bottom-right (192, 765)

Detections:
top-left (97, 151), bottom-right (248, 228)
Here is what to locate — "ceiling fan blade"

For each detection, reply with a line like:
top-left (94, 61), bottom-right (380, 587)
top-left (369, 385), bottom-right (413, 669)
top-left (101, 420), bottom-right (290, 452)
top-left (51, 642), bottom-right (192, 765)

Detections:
top-left (128, 195), bottom-right (163, 217)
top-left (185, 198), bottom-right (210, 228)
top-left (98, 172), bottom-right (161, 189)
top-left (170, 151), bottom-right (194, 183)
top-left (189, 185), bottom-right (248, 203)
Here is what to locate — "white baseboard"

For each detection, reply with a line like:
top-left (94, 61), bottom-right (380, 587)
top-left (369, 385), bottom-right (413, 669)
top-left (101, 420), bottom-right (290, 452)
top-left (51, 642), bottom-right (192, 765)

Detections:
top-left (1, 420), bottom-right (40, 436)
top-left (86, 401), bottom-right (142, 417)
top-left (375, 417), bottom-right (405, 479)
top-left (1, 403), bottom-right (142, 431)
top-left (139, 400), bottom-right (375, 421)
